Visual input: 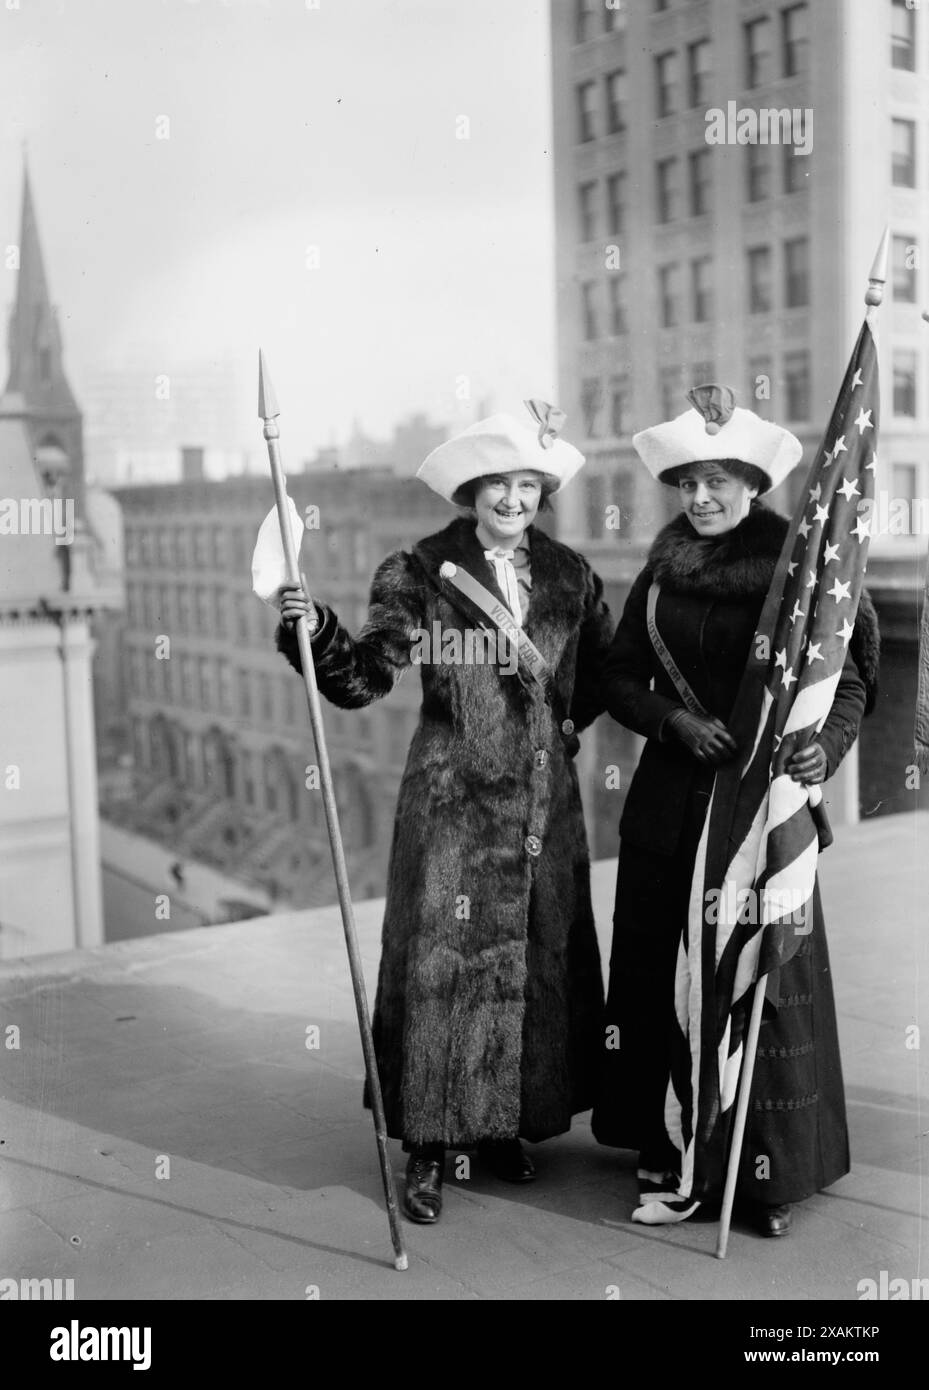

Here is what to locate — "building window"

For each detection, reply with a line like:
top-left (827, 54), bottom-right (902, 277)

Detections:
top-left (577, 81), bottom-right (597, 143)
top-left (747, 246), bottom-right (773, 313)
top-left (282, 676), bottom-right (297, 727)
top-left (747, 356), bottom-right (774, 418)
top-left (891, 0), bottom-right (916, 71)
top-left (784, 236), bottom-right (809, 308)
top-left (192, 527), bottom-right (208, 568)
top-left (238, 669), bottom-right (252, 717)
top-left (261, 674), bottom-right (274, 723)
top-left (655, 51), bottom-right (677, 119)
top-left (893, 351), bottom-right (918, 417)
top-left (608, 273), bottom-right (627, 335)
top-left (893, 462), bottom-right (918, 502)
top-left (585, 473), bottom-right (607, 540)
top-left (689, 149), bottom-right (711, 215)
top-left (656, 157), bottom-right (679, 223)
top-left (687, 39), bottom-right (711, 107)
top-left (216, 660), bottom-right (232, 714)
top-left (892, 235), bottom-right (918, 302)
top-left (578, 181), bottom-right (598, 242)
top-left (891, 118), bottom-right (916, 186)
top-left (581, 282), bottom-right (598, 340)
top-left (173, 529), bottom-right (188, 569)
top-left (609, 375), bottom-right (629, 437)
top-left (157, 530), bottom-right (171, 567)
top-left (198, 658), bottom-right (212, 709)
top-left (214, 588), bottom-right (227, 639)
top-left (782, 3), bottom-right (809, 77)
top-left (783, 144), bottom-right (809, 193)
top-left (784, 351), bottom-right (811, 421)
top-left (234, 594), bottom-right (250, 642)
top-left (575, 0), bottom-right (599, 43)
top-left (212, 529), bottom-right (227, 570)
top-left (606, 171), bottom-right (626, 234)
top-left (658, 264), bottom-right (681, 327)
top-left (605, 0), bottom-right (623, 34)
top-left (744, 16), bottom-right (772, 88)
top-left (195, 587), bottom-right (210, 635)
top-left (181, 655), bottom-right (195, 705)
top-left (176, 587), bottom-right (190, 635)
top-left (691, 256), bottom-right (713, 322)
top-left (745, 144), bottom-right (769, 202)
top-left (660, 367), bottom-right (682, 421)
top-left (605, 69), bottom-right (627, 133)
top-left (580, 378), bottom-right (604, 437)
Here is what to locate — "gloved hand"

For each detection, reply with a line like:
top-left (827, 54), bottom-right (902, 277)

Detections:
top-left (666, 709), bottom-right (737, 765)
top-left (785, 741), bottom-right (827, 785)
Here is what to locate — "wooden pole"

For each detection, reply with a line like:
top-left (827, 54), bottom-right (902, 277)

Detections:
top-left (716, 227), bottom-right (888, 1260)
top-left (258, 350), bottom-right (408, 1272)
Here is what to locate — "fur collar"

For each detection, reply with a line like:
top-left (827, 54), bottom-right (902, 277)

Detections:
top-left (647, 503), bottom-right (788, 599)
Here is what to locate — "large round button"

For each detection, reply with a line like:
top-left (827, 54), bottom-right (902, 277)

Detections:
top-left (534, 749), bottom-right (548, 769)
top-left (525, 835), bottom-right (542, 857)
top-left (561, 718), bottom-right (575, 736)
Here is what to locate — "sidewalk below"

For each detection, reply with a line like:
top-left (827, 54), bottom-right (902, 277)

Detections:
top-left (1, 813), bottom-right (926, 1300)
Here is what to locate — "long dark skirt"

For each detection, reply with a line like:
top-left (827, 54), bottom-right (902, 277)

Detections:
top-left (592, 826), bottom-right (850, 1205)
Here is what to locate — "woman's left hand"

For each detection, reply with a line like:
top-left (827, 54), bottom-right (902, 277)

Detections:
top-left (785, 741), bottom-right (827, 785)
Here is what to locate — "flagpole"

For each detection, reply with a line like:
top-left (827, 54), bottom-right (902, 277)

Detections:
top-left (257, 350), bottom-right (408, 1272)
top-left (716, 228), bottom-right (888, 1260)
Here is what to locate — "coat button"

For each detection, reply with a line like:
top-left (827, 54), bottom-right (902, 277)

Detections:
top-left (561, 719), bottom-right (575, 736)
top-left (534, 749), bottom-right (548, 769)
top-left (525, 835), bottom-right (542, 857)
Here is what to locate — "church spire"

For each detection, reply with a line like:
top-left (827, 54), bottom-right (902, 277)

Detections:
top-left (4, 157), bottom-right (80, 421)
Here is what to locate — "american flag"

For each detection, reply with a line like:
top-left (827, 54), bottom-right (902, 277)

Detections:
top-left (661, 320), bottom-right (879, 1210)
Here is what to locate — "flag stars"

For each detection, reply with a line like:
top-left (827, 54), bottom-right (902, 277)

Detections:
top-left (774, 647), bottom-right (788, 670)
top-left (805, 569), bottom-right (817, 589)
top-left (837, 476), bottom-right (860, 502)
top-left (865, 452), bottom-right (877, 473)
top-left (850, 369), bottom-right (863, 390)
top-left (830, 435), bottom-right (848, 461)
top-left (854, 407), bottom-right (873, 436)
top-left (806, 642), bottom-right (824, 665)
top-left (798, 517), bottom-right (812, 539)
top-left (787, 560), bottom-right (797, 576)
top-left (836, 618), bottom-right (855, 647)
top-left (827, 577), bottom-right (851, 603)
top-left (789, 600), bottom-right (804, 625)
top-left (809, 482), bottom-right (822, 502)
top-left (813, 503), bottom-right (831, 526)
top-left (823, 541), bottom-right (841, 564)
top-left (781, 665), bottom-right (798, 689)
top-left (851, 514), bottom-right (871, 543)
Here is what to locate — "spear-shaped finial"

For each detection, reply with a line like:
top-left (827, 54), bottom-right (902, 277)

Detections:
top-left (257, 348), bottom-right (280, 422)
top-left (865, 226), bottom-right (889, 307)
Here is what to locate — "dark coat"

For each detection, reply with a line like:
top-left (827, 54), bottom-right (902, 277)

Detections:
top-left (592, 503), bottom-right (880, 1204)
top-left (276, 516), bottom-right (613, 1147)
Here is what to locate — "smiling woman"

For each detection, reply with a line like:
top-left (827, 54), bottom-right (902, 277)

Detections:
top-left (273, 402), bottom-right (613, 1227)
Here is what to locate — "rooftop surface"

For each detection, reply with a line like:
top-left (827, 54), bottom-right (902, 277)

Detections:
top-left (1, 813), bottom-right (926, 1301)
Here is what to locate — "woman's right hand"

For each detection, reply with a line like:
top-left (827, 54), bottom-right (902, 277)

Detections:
top-left (666, 709), bottom-right (737, 765)
top-left (277, 582), bottom-right (318, 633)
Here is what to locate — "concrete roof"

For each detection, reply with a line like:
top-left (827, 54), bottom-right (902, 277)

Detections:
top-left (1, 815), bottom-right (927, 1301)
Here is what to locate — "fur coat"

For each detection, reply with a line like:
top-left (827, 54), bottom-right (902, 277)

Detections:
top-left (276, 515), bottom-right (613, 1146)
top-left (592, 503), bottom-right (880, 1204)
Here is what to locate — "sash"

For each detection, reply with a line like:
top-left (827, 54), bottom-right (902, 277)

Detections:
top-left (646, 582), bottom-right (707, 717)
top-left (438, 561), bottom-right (551, 694)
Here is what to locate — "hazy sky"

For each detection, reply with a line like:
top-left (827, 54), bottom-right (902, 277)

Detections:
top-left (0, 0), bottom-right (556, 463)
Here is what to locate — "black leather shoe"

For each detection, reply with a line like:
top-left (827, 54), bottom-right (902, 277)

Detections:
top-left (758, 1203), bottom-right (792, 1237)
top-left (479, 1138), bottom-right (536, 1183)
top-left (403, 1153), bottom-right (444, 1223)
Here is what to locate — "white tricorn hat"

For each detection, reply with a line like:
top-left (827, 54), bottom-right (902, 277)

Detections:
top-left (417, 400), bottom-right (585, 502)
top-left (632, 384), bottom-right (803, 493)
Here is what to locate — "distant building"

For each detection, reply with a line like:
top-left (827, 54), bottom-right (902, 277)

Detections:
top-left (550, 0), bottom-right (929, 845)
top-left (0, 164), bottom-right (117, 958)
top-left (111, 470), bottom-right (449, 910)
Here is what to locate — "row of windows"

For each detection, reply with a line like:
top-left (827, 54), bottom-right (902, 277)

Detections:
top-left (129, 652), bottom-right (301, 726)
top-left (126, 585), bottom-right (368, 643)
top-left (575, 5), bottom-right (809, 141)
top-left (124, 523), bottom-right (368, 578)
top-left (574, 0), bottom-right (623, 46)
top-left (890, 118), bottom-right (929, 189)
top-left (577, 348), bottom-right (925, 442)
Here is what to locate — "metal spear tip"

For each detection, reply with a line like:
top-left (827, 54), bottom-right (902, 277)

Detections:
top-left (257, 348), bottom-right (280, 420)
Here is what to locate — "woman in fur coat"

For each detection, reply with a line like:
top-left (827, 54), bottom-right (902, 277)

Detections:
top-left (275, 405), bottom-right (612, 1224)
top-left (592, 386), bottom-right (879, 1237)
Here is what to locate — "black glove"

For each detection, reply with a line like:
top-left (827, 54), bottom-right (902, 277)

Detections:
top-left (666, 709), bottom-right (737, 765)
top-left (785, 741), bottom-right (827, 785)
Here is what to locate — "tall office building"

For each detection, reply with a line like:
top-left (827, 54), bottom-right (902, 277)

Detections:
top-left (551, 0), bottom-right (929, 842)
